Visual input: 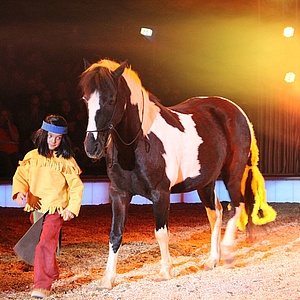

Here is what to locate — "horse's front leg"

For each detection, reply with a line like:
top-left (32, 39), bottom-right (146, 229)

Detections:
top-left (153, 191), bottom-right (172, 280)
top-left (98, 188), bottom-right (131, 290)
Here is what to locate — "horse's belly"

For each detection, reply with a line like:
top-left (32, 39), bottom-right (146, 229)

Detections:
top-left (170, 175), bottom-right (210, 193)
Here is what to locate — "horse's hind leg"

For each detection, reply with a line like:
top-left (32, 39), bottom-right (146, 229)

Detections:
top-left (98, 188), bottom-right (131, 290)
top-left (221, 168), bottom-right (246, 265)
top-left (221, 202), bottom-right (244, 265)
top-left (153, 190), bottom-right (172, 280)
top-left (198, 183), bottom-right (223, 270)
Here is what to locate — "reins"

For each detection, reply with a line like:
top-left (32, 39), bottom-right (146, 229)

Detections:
top-left (85, 94), bottom-right (118, 133)
top-left (110, 89), bottom-right (145, 146)
top-left (86, 89), bottom-right (145, 147)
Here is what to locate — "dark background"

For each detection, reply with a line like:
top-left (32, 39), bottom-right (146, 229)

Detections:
top-left (0, 0), bottom-right (299, 175)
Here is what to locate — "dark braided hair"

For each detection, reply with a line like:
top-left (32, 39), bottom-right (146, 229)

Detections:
top-left (32, 115), bottom-right (74, 158)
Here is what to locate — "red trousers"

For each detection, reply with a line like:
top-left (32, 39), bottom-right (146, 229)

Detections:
top-left (33, 212), bottom-right (63, 290)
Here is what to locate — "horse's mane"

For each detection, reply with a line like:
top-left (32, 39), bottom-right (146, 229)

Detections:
top-left (95, 59), bottom-right (142, 88)
top-left (92, 59), bottom-right (160, 136)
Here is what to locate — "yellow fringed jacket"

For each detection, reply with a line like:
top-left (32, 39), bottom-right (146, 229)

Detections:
top-left (12, 149), bottom-right (84, 216)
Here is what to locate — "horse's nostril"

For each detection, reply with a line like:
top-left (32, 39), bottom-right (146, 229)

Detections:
top-left (84, 133), bottom-right (96, 155)
top-left (84, 132), bottom-right (105, 159)
top-left (94, 141), bottom-right (100, 154)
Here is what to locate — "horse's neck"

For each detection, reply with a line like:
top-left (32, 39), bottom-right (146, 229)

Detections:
top-left (116, 100), bottom-right (141, 137)
top-left (109, 100), bottom-right (141, 170)
top-left (122, 76), bottom-right (161, 136)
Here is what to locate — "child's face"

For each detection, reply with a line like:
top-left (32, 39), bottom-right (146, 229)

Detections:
top-left (47, 132), bottom-right (63, 150)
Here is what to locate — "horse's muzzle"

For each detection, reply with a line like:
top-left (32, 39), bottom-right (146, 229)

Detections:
top-left (84, 132), bottom-right (106, 159)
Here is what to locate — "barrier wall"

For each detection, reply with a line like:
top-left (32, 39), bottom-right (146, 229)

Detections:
top-left (1, 178), bottom-right (300, 207)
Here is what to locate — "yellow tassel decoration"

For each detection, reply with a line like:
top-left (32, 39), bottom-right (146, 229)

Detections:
top-left (237, 124), bottom-right (276, 230)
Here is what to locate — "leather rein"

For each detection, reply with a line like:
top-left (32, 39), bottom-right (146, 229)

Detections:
top-left (85, 89), bottom-right (145, 146)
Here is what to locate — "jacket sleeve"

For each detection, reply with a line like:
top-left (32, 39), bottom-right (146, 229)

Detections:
top-left (12, 163), bottom-right (29, 200)
top-left (63, 165), bottom-right (84, 217)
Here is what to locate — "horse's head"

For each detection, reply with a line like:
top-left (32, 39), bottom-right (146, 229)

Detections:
top-left (79, 60), bottom-right (128, 159)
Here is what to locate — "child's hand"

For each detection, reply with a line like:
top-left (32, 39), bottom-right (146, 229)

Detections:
top-left (61, 209), bottom-right (75, 221)
top-left (14, 192), bottom-right (27, 206)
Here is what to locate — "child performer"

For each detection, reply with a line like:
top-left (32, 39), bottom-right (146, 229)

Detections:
top-left (12, 115), bottom-right (84, 299)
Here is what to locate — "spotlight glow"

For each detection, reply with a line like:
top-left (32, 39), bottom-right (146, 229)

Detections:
top-left (284, 72), bottom-right (296, 83)
top-left (140, 27), bottom-right (153, 37)
top-left (283, 27), bottom-right (294, 38)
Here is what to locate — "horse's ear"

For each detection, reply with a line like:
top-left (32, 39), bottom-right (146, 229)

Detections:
top-left (83, 58), bottom-right (91, 70)
top-left (113, 60), bottom-right (128, 79)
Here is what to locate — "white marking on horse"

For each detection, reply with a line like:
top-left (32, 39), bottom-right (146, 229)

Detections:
top-left (204, 191), bottom-right (223, 269)
top-left (221, 203), bottom-right (244, 264)
top-left (150, 111), bottom-right (203, 188)
top-left (155, 226), bottom-right (172, 279)
top-left (222, 203), bottom-right (244, 246)
top-left (92, 59), bottom-right (160, 136)
top-left (86, 91), bottom-right (100, 140)
top-left (100, 242), bottom-right (119, 289)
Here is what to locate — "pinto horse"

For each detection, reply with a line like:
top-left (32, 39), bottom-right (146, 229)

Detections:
top-left (79, 59), bottom-right (276, 289)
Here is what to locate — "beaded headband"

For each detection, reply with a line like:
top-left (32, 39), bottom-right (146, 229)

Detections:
top-left (41, 121), bottom-right (68, 134)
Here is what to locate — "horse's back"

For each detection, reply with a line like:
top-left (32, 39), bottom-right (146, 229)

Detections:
top-left (167, 96), bottom-right (252, 193)
top-left (170, 96), bottom-right (247, 119)
top-left (169, 96), bottom-right (251, 145)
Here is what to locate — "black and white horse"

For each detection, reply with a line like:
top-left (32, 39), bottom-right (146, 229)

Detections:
top-left (79, 59), bottom-right (275, 289)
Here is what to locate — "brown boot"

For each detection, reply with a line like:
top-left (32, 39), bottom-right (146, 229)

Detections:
top-left (31, 288), bottom-right (51, 298)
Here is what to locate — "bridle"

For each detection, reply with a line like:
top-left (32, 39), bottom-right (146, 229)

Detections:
top-left (85, 94), bottom-right (118, 133)
top-left (85, 89), bottom-right (145, 146)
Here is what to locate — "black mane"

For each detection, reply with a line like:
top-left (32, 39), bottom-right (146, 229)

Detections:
top-left (79, 66), bottom-right (117, 99)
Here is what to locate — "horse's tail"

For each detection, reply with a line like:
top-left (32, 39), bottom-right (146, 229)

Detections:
top-left (236, 124), bottom-right (277, 231)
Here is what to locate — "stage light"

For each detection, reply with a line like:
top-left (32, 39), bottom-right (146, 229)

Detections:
top-left (284, 72), bottom-right (296, 83)
top-left (140, 27), bottom-right (153, 37)
top-left (283, 27), bottom-right (294, 37)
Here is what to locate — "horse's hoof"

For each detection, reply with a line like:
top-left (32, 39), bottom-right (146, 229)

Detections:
top-left (221, 244), bottom-right (236, 266)
top-left (155, 277), bottom-right (169, 282)
top-left (96, 285), bottom-right (113, 291)
top-left (96, 282), bottom-right (114, 290)
top-left (96, 273), bottom-right (115, 290)
top-left (222, 255), bottom-right (236, 266)
top-left (96, 280), bottom-right (114, 290)
top-left (158, 271), bottom-right (172, 280)
top-left (204, 258), bottom-right (219, 271)
top-left (159, 265), bottom-right (172, 280)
